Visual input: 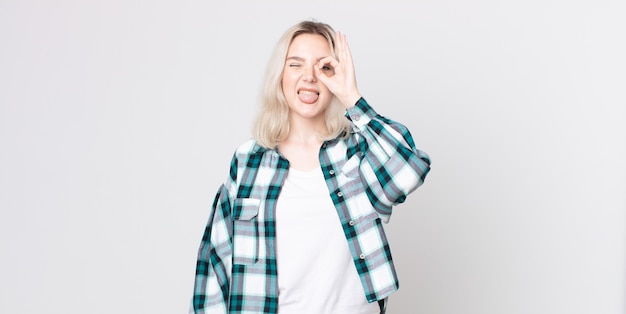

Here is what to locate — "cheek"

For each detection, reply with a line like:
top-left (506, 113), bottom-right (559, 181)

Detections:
top-left (281, 72), bottom-right (297, 91)
top-left (286, 75), bottom-right (307, 99)
top-left (319, 84), bottom-right (332, 96)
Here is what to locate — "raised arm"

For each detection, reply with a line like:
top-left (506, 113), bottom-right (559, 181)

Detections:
top-left (347, 98), bottom-right (431, 222)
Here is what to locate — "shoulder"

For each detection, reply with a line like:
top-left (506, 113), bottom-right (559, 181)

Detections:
top-left (229, 139), bottom-right (275, 168)
top-left (226, 138), bottom-right (281, 188)
top-left (233, 138), bottom-right (269, 158)
top-left (223, 139), bottom-right (269, 191)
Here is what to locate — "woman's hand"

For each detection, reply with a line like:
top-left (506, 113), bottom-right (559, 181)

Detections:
top-left (316, 32), bottom-right (362, 108)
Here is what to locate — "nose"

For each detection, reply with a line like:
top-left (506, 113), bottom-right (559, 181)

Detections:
top-left (302, 64), bottom-right (316, 83)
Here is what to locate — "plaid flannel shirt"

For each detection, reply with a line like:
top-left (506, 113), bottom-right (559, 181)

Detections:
top-left (192, 98), bottom-right (431, 313)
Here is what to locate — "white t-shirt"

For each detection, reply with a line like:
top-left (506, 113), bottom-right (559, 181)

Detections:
top-left (275, 167), bottom-right (380, 314)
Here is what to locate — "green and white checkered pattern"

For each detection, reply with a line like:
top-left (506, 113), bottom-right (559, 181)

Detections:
top-left (192, 98), bottom-right (431, 313)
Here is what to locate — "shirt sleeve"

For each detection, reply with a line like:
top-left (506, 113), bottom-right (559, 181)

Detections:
top-left (191, 182), bottom-right (234, 313)
top-left (346, 97), bottom-right (431, 221)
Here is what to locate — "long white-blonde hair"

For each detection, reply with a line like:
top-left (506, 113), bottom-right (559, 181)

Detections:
top-left (252, 20), bottom-right (351, 149)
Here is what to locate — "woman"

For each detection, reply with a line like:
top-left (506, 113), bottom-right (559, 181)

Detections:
top-left (192, 20), bottom-right (431, 314)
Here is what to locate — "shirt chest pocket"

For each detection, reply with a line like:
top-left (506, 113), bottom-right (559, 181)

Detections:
top-left (337, 153), bottom-right (367, 200)
top-left (340, 153), bottom-right (361, 179)
top-left (232, 198), bottom-right (260, 265)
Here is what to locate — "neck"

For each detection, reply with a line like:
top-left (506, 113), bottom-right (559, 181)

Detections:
top-left (283, 130), bottom-right (322, 146)
top-left (286, 115), bottom-right (326, 144)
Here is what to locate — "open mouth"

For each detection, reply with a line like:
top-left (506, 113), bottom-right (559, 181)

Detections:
top-left (297, 89), bottom-right (319, 104)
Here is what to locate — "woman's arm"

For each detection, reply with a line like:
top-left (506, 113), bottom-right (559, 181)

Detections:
top-left (192, 156), bottom-right (238, 313)
top-left (347, 98), bottom-right (431, 220)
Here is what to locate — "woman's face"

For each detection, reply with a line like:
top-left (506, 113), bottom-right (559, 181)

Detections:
top-left (281, 33), bottom-right (335, 124)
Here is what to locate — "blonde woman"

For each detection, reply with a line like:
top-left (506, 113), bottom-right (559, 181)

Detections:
top-left (191, 20), bottom-right (431, 314)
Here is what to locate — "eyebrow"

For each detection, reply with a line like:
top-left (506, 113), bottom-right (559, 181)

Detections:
top-left (285, 56), bottom-right (328, 62)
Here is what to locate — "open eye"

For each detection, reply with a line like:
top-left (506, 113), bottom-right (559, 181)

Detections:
top-left (321, 64), bottom-right (335, 74)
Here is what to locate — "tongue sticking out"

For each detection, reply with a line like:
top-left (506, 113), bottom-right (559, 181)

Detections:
top-left (298, 91), bottom-right (319, 104)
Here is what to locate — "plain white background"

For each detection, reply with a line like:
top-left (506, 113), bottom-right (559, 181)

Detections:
top-left (1, 0), bottom-right (624, 313)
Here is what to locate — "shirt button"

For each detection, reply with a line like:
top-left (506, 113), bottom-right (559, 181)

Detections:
top-left (354, 114), bottom-right (361, 121)
top-left (337, 191), bottom-right (343, 197)
top-left (348, 220), bottom-right (355, 226)
top-left (329, 170), bottom-right (335, 175)
top-left (359, 254), bottom-right (365, 259)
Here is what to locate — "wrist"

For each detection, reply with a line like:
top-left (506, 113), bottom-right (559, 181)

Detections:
top-left (341, 92), bottom-right (362, 109)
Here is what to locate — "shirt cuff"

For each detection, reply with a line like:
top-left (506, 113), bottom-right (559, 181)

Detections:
top-left (345, 97), bottom-right (377, 131)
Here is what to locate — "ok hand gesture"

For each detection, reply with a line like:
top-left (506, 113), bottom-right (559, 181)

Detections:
top-left (315, 32), bottom-right (362, 108)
